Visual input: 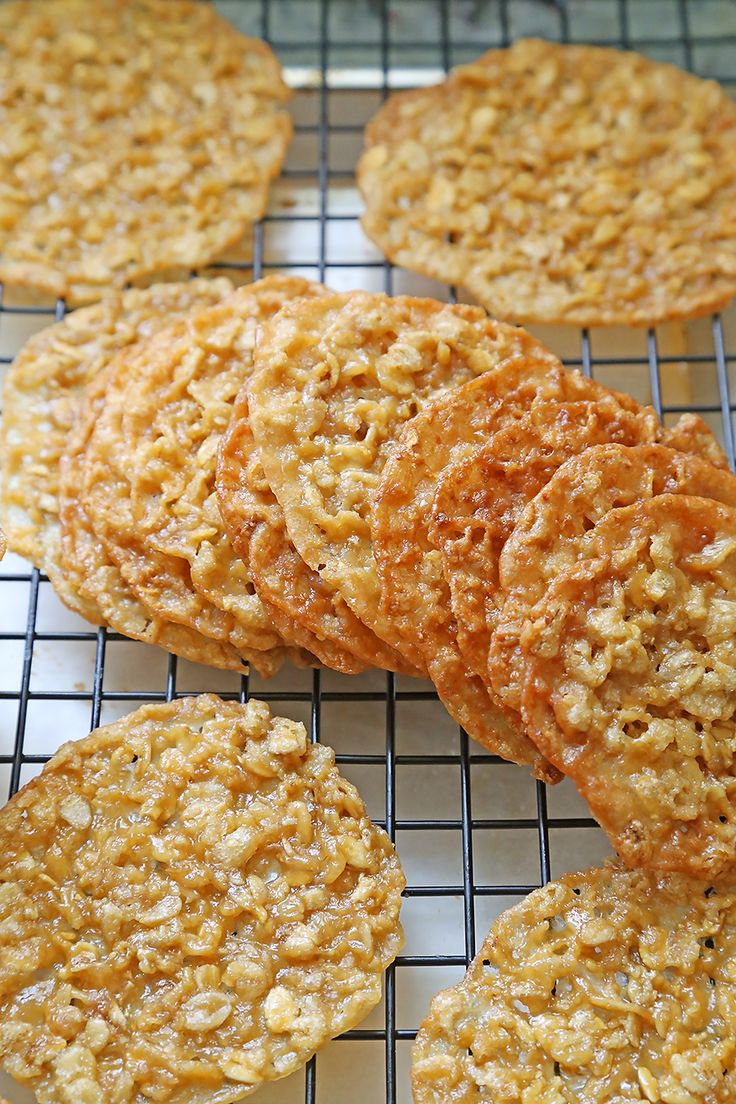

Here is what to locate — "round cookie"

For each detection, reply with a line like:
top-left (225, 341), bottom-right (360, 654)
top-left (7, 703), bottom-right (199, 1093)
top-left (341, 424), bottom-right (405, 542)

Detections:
top-left (359, 38), bottom-right (736, 326)
top-left (521, 494), bottom-right (736, 877)
top-left (0, 278), bottom-right (233, 615)
top-left (0, 694), bottom-right (405, 1103)
top-left (60, 365), bottom-right (286, 675)
top-left (247, 291), bottom-right (561, 671)
top-left (373, 359), bottom-right (658, 778)
top-left (216, 391), bottom-right (418, 676)
top-left (490, 443), bottom-right (736, 715)
top-left (412, 861), bottom-right (736, 1104)
top-left (0, 0), bottom-right (291, 303)
top-left (75, 277), bottom-right (324, 661)
top-left (428, 398), bottom-right (668, 688)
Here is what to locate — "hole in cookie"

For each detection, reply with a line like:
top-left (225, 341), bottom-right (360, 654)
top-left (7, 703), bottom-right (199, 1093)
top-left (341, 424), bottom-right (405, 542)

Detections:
top-left (554, 1063), bottom-right (561, 1077)
top-left (356, 422), bottom-right (369, 441)
top-left (704, 937), bottom-right (715, 949)
top-left (705, 886), bottom-right (717, 897)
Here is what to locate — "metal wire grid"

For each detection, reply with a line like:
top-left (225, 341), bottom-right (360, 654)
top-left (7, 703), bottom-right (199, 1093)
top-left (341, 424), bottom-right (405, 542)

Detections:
top-left (0, 2), bottom-right (734, 1102)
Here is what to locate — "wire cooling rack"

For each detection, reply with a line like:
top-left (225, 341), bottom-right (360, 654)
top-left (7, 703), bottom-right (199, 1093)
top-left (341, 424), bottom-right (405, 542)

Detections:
top-left (1, 2), bottom-right (736, 1102)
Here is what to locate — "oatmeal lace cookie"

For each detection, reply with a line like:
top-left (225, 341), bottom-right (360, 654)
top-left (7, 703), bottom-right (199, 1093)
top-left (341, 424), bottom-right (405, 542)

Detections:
top-left (0, 278), bottom-right (233, 616)
top-left (0, 0), bottom-right (291, 303)
top-left (247, 291), bottom-right (561, 671)
top-left (216, 389), bottom-right (417, 675)
top-left (521, 495), bottom-right (736, 877)
top-left (0, 694), bottom-right (405, 1104)
top-left (68, 277), bottom-right (323, 668)
top-left (490, 443), bottom-right (736, 716)
top-left (373, 359), bottom-right (664, 779)
top-left (428, 399), bottom-right (679, 692)
top-left (359, 38), bottom-right (736, 326)
top-left (412, 861), bottom-right (736, 1104)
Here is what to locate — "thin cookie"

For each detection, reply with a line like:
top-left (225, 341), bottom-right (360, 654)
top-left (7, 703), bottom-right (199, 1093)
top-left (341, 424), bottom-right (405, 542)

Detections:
top-left (216, 391), bottom-right (418, 676)
top-left (0, 0), bottom-right (291, 302)
top-left (413, 861), bottom-right (736, 1104)
top-left (373, 359), bottom-right (661, 777)
top-left (429, 398), bottom-right (669, 688)
top-left (0, 278), bottom-right (233, 616)
top-left (490, 443), bottom-right (736, 715)
top-left (248, 291), bottom-right (561, 671)
top-left (521, 495), bottom-right (736, 877)
top-left (74, 277), bottom-right (324, 662)
top-left (359, 38), bottom-right (736, 326)
top-left (0, 694), bottom-right (405, 1103)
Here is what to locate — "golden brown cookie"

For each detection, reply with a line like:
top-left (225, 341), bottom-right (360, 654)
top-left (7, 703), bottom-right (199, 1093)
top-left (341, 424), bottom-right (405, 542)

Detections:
top-left (429, 399), bottom-right (668, 689)
top-left (216, 390), bottom-right (417, 675)
top-left (0, 0), bottom-right (291, 303)
top-left (373, 360), bottom-right (658, 779)
top-left (359, 38), bottom-right (736, 326)
top-left (412, 861), bottom-right (736, 1104)
top-left (70, 277), bottom-right (323, 668)
top-left (60, 372), bottom-right (262, 674)
top-left (521, 495), bottom-right (736, 877)
top-left (0, 278), bottom-right (233, 616)
top-left (662, 412), bottom-right (729, 470)
top-left (490, 443), bottom-right (736, 716)
top-left (0, 694), bottom-right (405, 1103)
top-left (248, 291), bottom-right (561, 672)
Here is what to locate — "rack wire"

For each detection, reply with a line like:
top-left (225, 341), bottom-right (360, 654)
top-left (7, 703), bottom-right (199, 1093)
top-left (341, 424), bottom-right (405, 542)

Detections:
top-left (0, 2), bottom-right (735, 1102)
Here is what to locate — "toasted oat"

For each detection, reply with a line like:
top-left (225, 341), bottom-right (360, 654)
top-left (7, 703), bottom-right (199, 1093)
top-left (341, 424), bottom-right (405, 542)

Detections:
top-left (67, 277), bottom-right (323, 671)
top-left (521, 495), bottom-right (736, 877)
top-left (490, 443), bottom-right (736, 716)
top-left (247, 291), bottom-right (560, 671)
top-left (373, 359), bottom-right (665, 779)
top-left (0, 278), bottom-right (233, 619)
top-left (412, 861), bottom-right (736, 1103)
top-left (0, 0), bottom-right (291, 303)
top-left (0, 695), bottom-right (404, 1103)
top-left (216, 389), bottom-right (417, 675)
top-left (429, 399), bottom-right (670, 692)
top-left (359, 38), bottom-right (736, 326)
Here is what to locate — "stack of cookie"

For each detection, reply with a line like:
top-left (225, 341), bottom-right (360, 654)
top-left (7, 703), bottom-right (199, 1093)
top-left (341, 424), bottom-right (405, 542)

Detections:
top-left (2, 280), bottom-right (732, 708)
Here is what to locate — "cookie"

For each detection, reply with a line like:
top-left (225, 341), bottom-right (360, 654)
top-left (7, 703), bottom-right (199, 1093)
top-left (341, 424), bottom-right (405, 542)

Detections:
top-left (359, 38), bottom-right (736, 326)
top-left (247, 291), bottom-right (561, 672)
top-left (428, 398), bottom-right (669, 689)
top-left (0, 278), bottom-right (233, 616)
top-left (60, 395), bottom-right (274, 674)
top-left (490, 443), bottom-right (736, 715)
top-left (0, 694), bottom-right (405, 1103)
top-left (71, 277), bottom-right (323, 664)
top-left (0, 0), bottom-right (291, 303)
top-left (373, 359), bottom-right (659, 778)
top-left (216, 391), bottom-right (417, 676)
top-left (521, 495), bottom-right (736, 877)
top-left (661, 412), bottom-right (729, 471)
top-left (412, 861), bottom-right (736, 1104)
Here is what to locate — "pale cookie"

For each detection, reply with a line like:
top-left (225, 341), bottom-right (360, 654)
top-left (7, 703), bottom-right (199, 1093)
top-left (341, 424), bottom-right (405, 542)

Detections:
top-left (0, 694), bottom-right (405, 1103)
top-left (359, 38), bottom-right (736, 326)
top-left (373, 359), bottom-right (659, 779)
top-left (248, 291), bottom-right (561, 672)
top-left (521, 495), bottom-right (736, 877)
top-left (0, 0), bottom-right (291, 303)
top-left (73, 277), bottom-right (323, 666)
top-left (216, 390), bottom-right (418, 676)
top-left (429, 398), bottom-right (671, 690)
top-left (490, 443), bottom-right (736, 715)
top-left (412, 861), bottom-right (736, 1104)
top-left (0, 278), bottom-right (233, 616)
